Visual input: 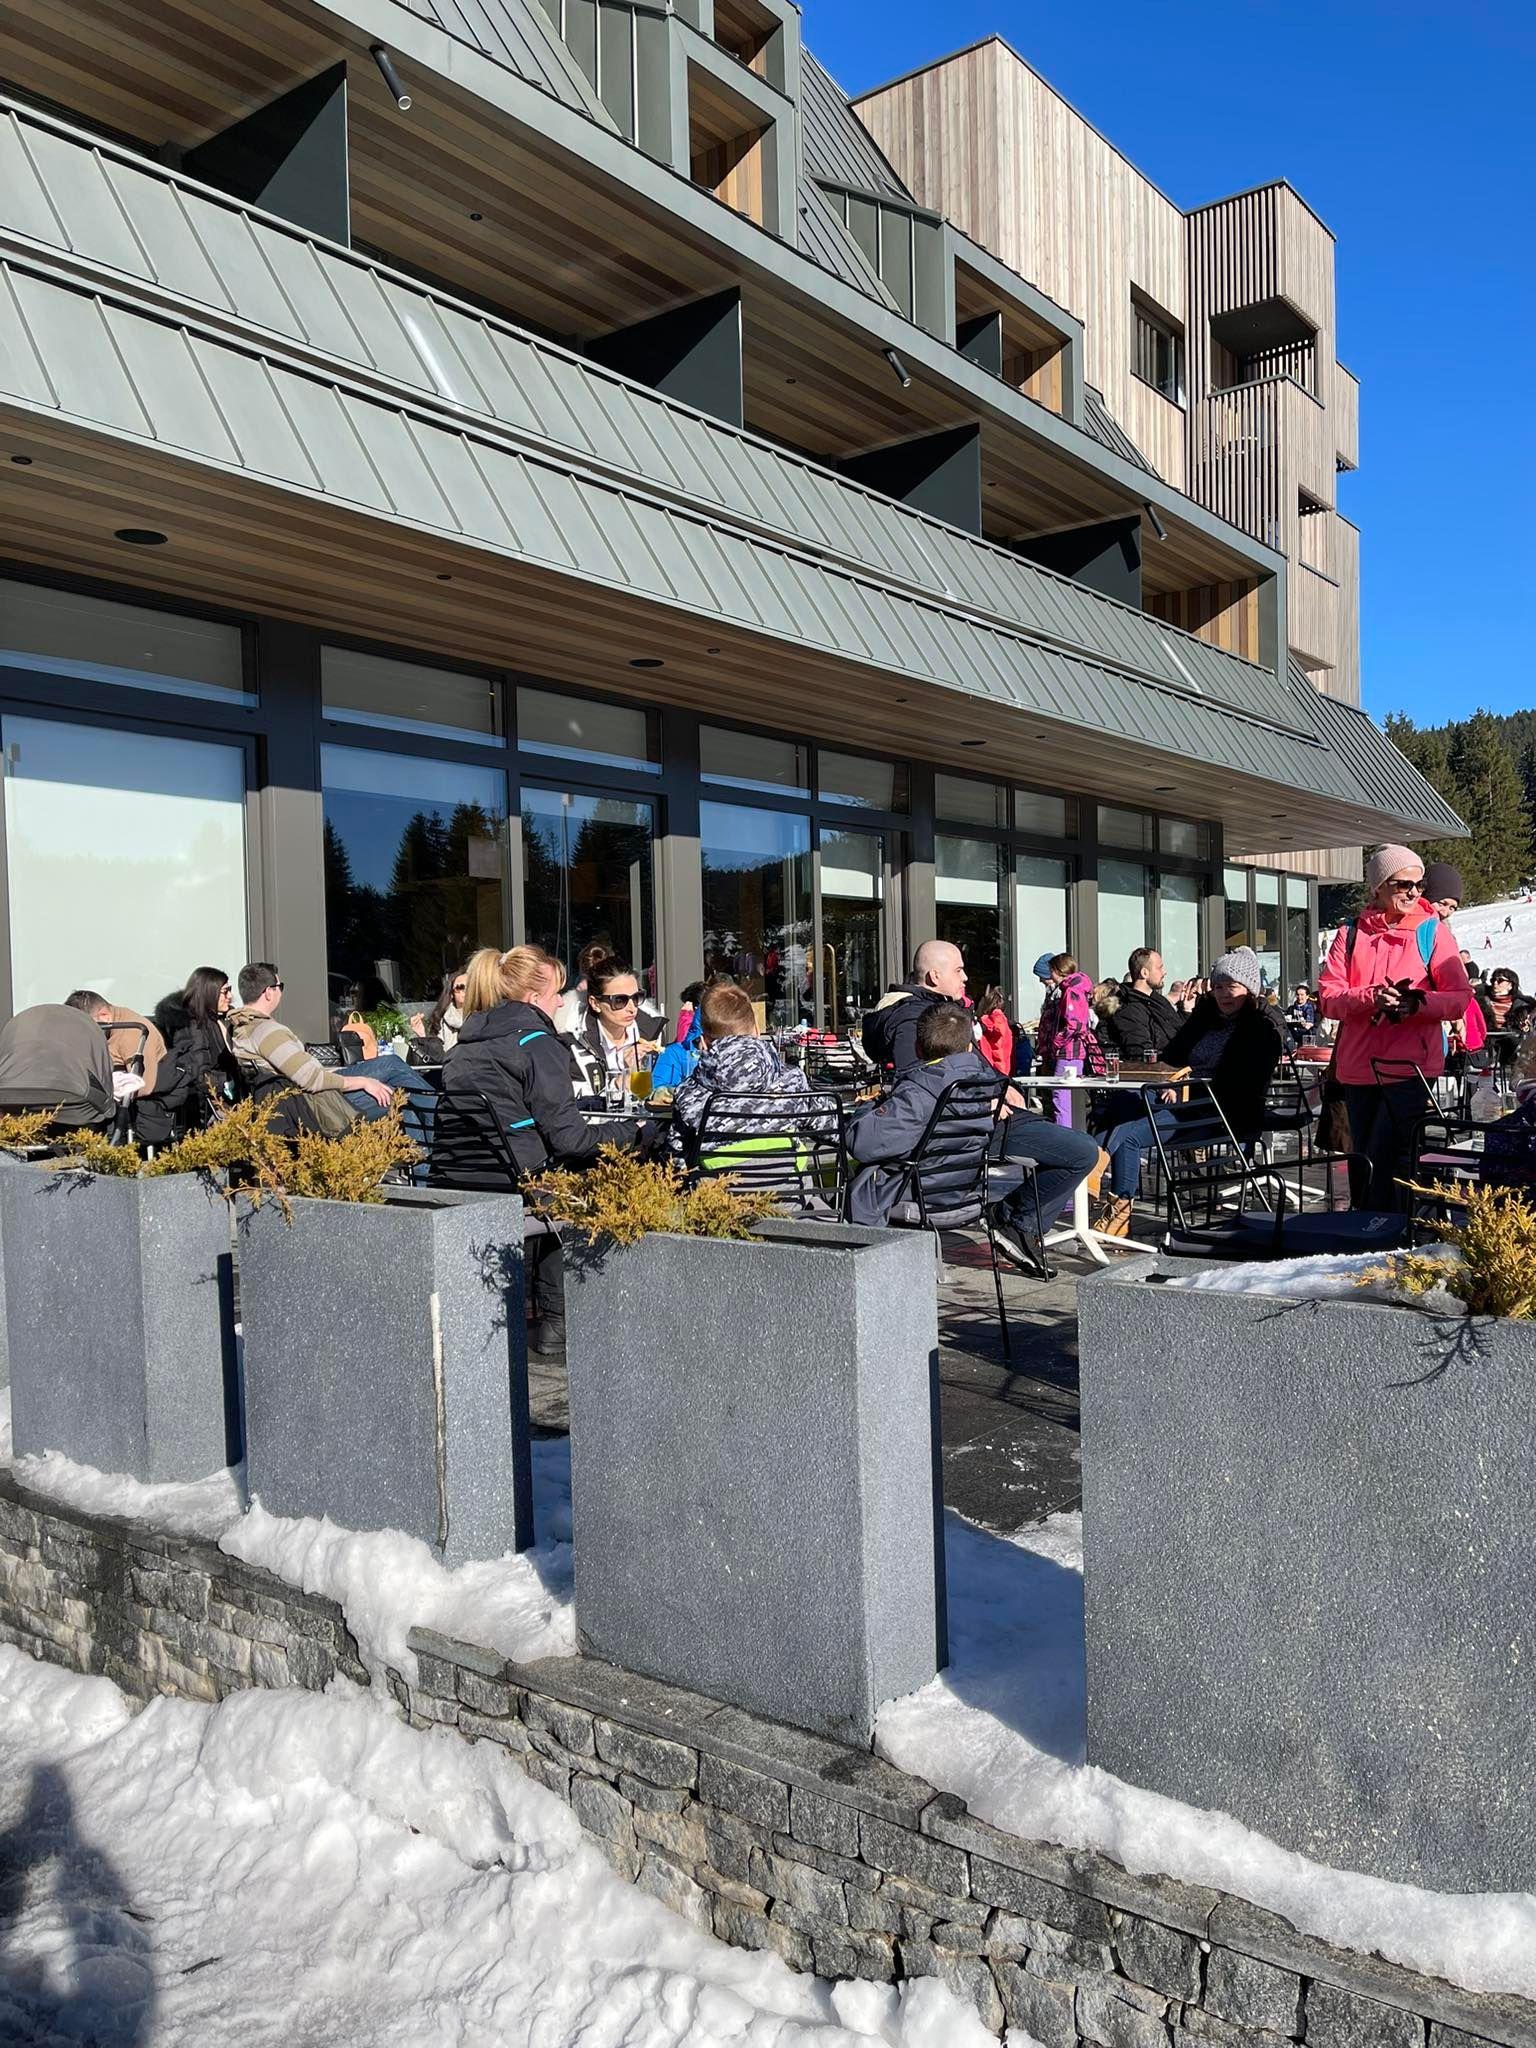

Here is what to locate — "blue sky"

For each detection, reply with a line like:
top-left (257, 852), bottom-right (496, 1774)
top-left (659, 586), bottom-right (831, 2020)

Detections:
top-left (808, 1), bottom-right (1535, 730)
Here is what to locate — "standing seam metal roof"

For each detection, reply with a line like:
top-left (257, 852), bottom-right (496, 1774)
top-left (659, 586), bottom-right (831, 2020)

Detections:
top-left (390, 0), bottom-right (617, 126)
top-left (799, 52), bottom-right (913, 201)
top-left (1283, 662), bottom-right (1466, 839)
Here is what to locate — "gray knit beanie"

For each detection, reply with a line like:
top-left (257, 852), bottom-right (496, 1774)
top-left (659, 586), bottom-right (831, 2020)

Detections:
top-left (1210, 946), bottom-right (1264, 998)
top-left (1364, 844), bottom-right (1423, 895)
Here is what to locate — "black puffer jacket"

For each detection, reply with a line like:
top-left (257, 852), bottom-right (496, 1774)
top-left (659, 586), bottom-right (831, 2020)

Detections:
top-left (1162, 997), bottom-right (1282, 1140)
top-left (153, 998), bottom-right (240, 1126)
top-left (1099, 983), bottom-right (1182, 1063)
top-left (861, 980), bottom-right (942, 1077)
top-left (846, 1049), bottom-right (1002, 1227)
top-left (438, 1000), bottom-right (635, 1179)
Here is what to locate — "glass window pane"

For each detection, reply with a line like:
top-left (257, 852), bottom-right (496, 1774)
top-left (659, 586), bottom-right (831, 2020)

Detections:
top-left (1159, 872), bottom-right (1202, 984)
top-left (819, 750), bottom-right (907, 812)
top-left (1224, 866), bottom-right (1251, 950)
top-left (1015, 855), bottom-right (1070, 1013)
top-left (323, 646), bottom-right (502, 744)
top-left (1284, 879), bottom-right (1311, 995)
top-left (1251, 873), bottom-right (1281, 993)
top-left (1, 580), bottom-right (249, 705)
top-left (937, 834), bottom-right (1005, 996)
top-left (1015, 789), bottom-right (1075, 838)
top-left (701, 803), bottom-right (812, 1030)
top-left (1158, 816), bottom-right (1205, 860)
top-left (700, 726), bottom-right (808, 796)
top-left (935, 774), bottom-right (1006, 828)
top-left (517, 686), bottom-right (657, 773)
top-left (521, 788), bottom-right (657, 1002)
top-left (820, 829), bottom-right (885, 1031)
top-left (322, 744), bottom-right (506, 1007)
top-left (1098, 805), bottom-right (1153, 851)
top-left (3, 713), bottom-right (247, 1012)
top-left (1098, 858), bottom-right (1150, 977)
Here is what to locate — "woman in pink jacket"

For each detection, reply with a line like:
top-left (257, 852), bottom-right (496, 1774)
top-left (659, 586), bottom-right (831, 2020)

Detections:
top-left (1319, 845), bottom-right (1471, 1210)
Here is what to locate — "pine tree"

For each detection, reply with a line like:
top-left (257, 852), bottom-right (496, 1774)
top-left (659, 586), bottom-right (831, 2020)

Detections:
top-left (1449, 710), bottom-right (1530, 898)
top-left (1382, 713), bottom-right (1476, 886)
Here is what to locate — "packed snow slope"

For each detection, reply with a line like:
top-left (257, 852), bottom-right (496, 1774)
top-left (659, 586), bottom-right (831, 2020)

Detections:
top-left (0, 1648), bottom-right (999, 2048)
top-left (1445, 896), bottom-right (1536, 987)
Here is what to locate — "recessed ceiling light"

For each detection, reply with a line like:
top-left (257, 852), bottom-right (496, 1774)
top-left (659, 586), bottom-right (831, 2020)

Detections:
top-left (436, 573), bottom-right (452, 581)
top-left (705, 645), bottom-right (721, 655)
top-left (469, 211), bottom-right (483, 222)
top-left (629, 657), bottom-right (664, 669)
top-left (10, 454), bottom-right (32, 466)
top-left (960, 739), bottom-right (985, 748)
top-left (895, 695), bottom-right (909, 704)
top-left (785, 377), bottom-right (798, 386)
top-left (115, 527), bottom-right (167, 546)
top-left (1154, 785), bottom-right (1176, 793)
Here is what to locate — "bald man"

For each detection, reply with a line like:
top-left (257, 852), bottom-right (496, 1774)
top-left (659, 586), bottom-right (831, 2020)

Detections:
top-left (862, 939), bottom-right (968, 1075)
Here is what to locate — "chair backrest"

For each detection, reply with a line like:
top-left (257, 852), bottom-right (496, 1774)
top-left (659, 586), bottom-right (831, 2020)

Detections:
top-left (1139, 1079), bottom-right (1255, 1234)
top-left (691, 1088), bottom-right (845, 1209)
top-left (1368, 1058), bottom-right (1440, 1131)
top-left (889, 1071), bottom-right (1006, 1229)
top-left (427, 1090), bottom-right (523, 1190)
top-left (802, 1040), bottom-right (866, 1093)
top-left (1260, 1052), bottom-right (1315, 1135)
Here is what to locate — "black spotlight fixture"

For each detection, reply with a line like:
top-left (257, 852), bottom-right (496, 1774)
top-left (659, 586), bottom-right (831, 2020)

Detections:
top-left (370, 44), bottom-right (412, 111)
top-left (1142, 501), bottom-right (1168, 542)
top-left (882, 347), bottom-right (912, 390)
top-left (115, 528), bottom-right (168, 546)
top-left (10, 454), bottom-right (33, 466)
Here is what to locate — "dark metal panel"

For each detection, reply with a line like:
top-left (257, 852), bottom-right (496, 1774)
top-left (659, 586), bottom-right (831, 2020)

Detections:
top-left (588, 289), bottom-right (743, 431)
top-left (184, 66), bottom-right (351, 248)
top-left (839, 424), bottom-right (982, 538)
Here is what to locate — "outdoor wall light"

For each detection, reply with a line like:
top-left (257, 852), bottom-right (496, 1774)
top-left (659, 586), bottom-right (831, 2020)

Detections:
top-left (1154, 784), bottom-right (1176, 793)
top-left (370, 45), bottom-right (412, 111)
top-left (882, 348), bottom-right (912, 390)
top-left (114, 528), bottom-right (168, 546)
top-left (960, 738), bottom-right (986, 748)
top-left (1142, 501), bottom-right (1168, 542)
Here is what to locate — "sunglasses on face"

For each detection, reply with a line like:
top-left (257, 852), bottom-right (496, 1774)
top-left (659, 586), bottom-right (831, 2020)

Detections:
top-left (1387, 880), bottom-right (1420, 894)
top-left (452, 981), bottom-right (467, 995)
top-left (595, 993), bottom-right (640, 1009)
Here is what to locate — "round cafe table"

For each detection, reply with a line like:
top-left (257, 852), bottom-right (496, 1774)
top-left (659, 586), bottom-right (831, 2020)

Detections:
top-left (1032, 1070), bottom-right (1169, 1264)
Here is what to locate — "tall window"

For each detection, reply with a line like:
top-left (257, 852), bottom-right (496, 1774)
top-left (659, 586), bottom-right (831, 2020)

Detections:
top-left (1159, 874), bottom-right (1202, 985)
top-left (701, 804), bottom-right (812, 1030)
top-left (820, 828), bottom-right (885, 1031)
top-left (521, 790), bottom-right (656, 997)
top-left (1132, 297), bottom-right (1183, 404)
top-left (1015, 856), bottom-right (1070, 1006)
top-left (321, 746), bottom-right (505, 1007)
top-left (1099, 859), bottom-right (1151, 978)
top-left (936, 835), bottom-right (1005, 998)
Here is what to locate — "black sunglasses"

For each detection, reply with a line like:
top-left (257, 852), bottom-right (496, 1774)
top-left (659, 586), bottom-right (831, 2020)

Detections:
top-left (594, 993), bottom-right (640, 1009)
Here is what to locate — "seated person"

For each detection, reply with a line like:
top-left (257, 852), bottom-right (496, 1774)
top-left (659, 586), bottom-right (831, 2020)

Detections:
top-left (153, 966), bottom-right (242, 1132)
top-left (1096, 948), bottom-right (1183, 1065)
top-left (1097, 948), bottom-right (1282, 1234)
top-left (1284, 982), bottom-right (1318, 1043)
top-left (227, 962), bottom-right (403, 1137)
top-left (861, 940), bottom-right (968, 1076)
top-left (0, 1002), bottom-right (114, 1129)
top-left (847, 1002), bottom-right (1078, 1276)
top-left (438, 944), bottom-right (637, 1355)
top-left (671, 982), bottom-right (833, 1167)
top-left (63, 988), bottom-right (178, 1144)
top-left (650, 1000), bottom-right (705, 1094)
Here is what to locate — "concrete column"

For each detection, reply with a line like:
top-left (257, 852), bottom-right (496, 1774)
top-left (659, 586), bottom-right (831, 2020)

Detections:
top-left (254, 622), bottom-right (329, 1043)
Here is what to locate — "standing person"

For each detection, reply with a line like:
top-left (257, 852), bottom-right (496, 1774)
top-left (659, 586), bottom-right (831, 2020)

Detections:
top-left (580, 958), bottom-right (667, 1089)
top-left (154, 966), bottom-right (241, 1128)
top-left (975, 984), bottom-right (1013, 1079)
top-left (1318, 848), bottom-right (1472, 1210)
top-left (861, 940), bottom-right (969, 1076)
top-left (1099, 948), bottom-right (1181, 1064)
top-left (1097, 950), bottom-right (1282, 1235)
top-left (439, 945), bottom-right (638, 1355)
top-left (1419, 865), bottom-right (1485, 1072)
top-left (1035, 954), bottom-right (1101, 1127)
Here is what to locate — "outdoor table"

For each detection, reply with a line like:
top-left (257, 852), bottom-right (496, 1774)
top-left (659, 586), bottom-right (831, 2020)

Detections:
top-left (1034, 1070), bottom-right (1173, 1264)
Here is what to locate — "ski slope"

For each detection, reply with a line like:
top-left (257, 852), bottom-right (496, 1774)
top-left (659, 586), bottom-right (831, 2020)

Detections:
top-left (1447, 894), bottom-right (1536, 988)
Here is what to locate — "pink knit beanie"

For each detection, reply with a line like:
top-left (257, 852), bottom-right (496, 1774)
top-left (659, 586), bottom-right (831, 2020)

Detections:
top-left (1365, 844), bottom-right (1424, 894)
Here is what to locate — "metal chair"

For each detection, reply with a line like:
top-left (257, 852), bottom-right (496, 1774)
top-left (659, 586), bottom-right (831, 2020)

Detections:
top-left (1253, 1052), bottom-right (1355, 1215)
top-left (860, 1071), bottom-right (1047, 1365)
top-left (425, 1088), bottom-right (563, 1256)
top-left (801, 1038), bottom-right (872, 1096)
top-left (1135, 1079), bottom-right (1263, 1238)
top-left (687, 1088), bottom-right (848, 1215)
top-left (1369, 1058), bottom-right (1482, 1236)
top-left (100, 1019), bottom-right (148, 1145)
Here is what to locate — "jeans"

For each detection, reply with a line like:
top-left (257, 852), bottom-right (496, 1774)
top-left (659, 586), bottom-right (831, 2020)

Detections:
top-left (990, 1114), bottom-right (1100, 1231)
top-left (1104, 1109), bottom-right (1178, 1199)
top-left (1342, 1080), bottom-right (1422, 1211)
top-left (345, 1052), bottom-right (437, 1178)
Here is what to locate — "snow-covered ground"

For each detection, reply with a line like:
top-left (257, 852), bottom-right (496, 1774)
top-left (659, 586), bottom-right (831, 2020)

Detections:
top-left (1446, 895), bottom-right (1536, 987)
top-left (0, 1648), bottom-right (997, 2048)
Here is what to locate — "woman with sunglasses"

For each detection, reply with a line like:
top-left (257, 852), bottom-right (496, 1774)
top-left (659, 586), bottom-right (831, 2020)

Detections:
top-left (579, 958), bottom-right (666, 1086)
top-left (153, 965), bottom-right (241, 1132)
top-left (1319, 845), bottom-right (1471, 1209)
top-left (409, 968), bottom-right (468, 1058)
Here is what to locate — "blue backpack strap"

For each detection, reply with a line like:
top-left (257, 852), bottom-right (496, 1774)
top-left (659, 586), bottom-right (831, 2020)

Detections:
top-left (1416, 919), bottom-right (1437, 970)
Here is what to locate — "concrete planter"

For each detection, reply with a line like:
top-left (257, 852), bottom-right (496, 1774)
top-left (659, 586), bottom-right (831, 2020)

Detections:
top-left (237, 1187), bottom-right (532, 1564)
top-left (1, 1163), bottom-right (239, 1481)
top-left (1078, 1253), bottom-right (1536, 1893)
top-left (564, 1216), bottom-right (945, 1744)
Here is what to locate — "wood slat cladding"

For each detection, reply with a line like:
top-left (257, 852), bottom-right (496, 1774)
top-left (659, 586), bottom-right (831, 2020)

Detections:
top-left (687, 66), bottom-right (768, 227)
top-left (953, 262), bottom-right (1066, 416)
top-left (1145, 580), bottom-right (1260, 662)
top-left (855, 39), bottom-right (1189, 487)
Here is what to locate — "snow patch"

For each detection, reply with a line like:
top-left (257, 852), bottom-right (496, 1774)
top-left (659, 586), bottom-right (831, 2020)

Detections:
top-left (0, 1646), bottom-right (1002, 2048)
top-left (0, 1387), bottom-right (245, 1539)
top-left (1163, 1245), bottom-right (1466, 1314)
top-left (877, 1510), bottom-right (1536, 2001)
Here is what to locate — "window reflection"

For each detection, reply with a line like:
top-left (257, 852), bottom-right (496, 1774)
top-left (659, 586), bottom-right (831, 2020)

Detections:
top-left (702, 803), bottom-right (812, 1029)
top-left (937, 834), bottom-right (1005, 997)
top-left (820, 829), bottom-right (885, 1031)
top-left (521, 788), bottom-right (657, 997)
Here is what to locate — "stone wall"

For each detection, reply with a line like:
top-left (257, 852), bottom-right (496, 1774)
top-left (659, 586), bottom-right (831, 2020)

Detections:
top-left (2, 1468), bottom-right (1533, 2048)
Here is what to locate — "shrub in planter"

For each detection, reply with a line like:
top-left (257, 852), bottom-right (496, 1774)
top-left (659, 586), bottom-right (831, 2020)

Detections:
top-left (530, 1151), bottom-right (947, 1744)
top-left (1078, 1220), bottom-right (1536, 1893)
top-left (238, 1107), bottom-right (533, 1564)
top-left (0, 1105), bottom-right (282, 1481)
top-left (0, 1111), bottom-right (58, 1390)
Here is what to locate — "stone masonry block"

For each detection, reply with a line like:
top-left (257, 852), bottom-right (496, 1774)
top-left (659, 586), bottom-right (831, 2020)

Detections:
top-left (770, 1833), bottom-right (876, 1892)
top-left (619, 1774), bottom-right (690, 1814)
top-left (995, 1964), bottom-right (1078, 2048)
top-left (635, 1854), bottom-right (713, 1932)
top-left (457, 1672), bottom-right (514, 1719)
top-left (569, 1774), bottom-right (635, 1848)
top-left (594, 1719), bottom-right (698, 1790)
top-left (699, 1868), bottom-right (770, 1915)
top-left (634, 1802), bottom-right (711, 1873)
top-left (1115, 1914), bottom-right (1205, 2002)
top-left (458, 1710), bottom-right (530, 1751)
top-left (412, 1652), bottom-right (460, 1701)
top-left (1077, 1977), bottom-right (1172, 2048)
top-left (846, 1887), bottom-right (904, 1936)
top-left (762, 1854), bottom-right (848, 1933)
top-left (713, 1901), bottom-right (813, 1973)
top-left (1307, 1984), bottom-right (1426, 2048)
top-left (698, 1754), bottom-right (789, 1834)
top-left (522, 1694), bottom-right (596, 1757)
top-left (523, 1754), bottom-right (570, 1803)
top-left (969, 1855), bottom-right (1111, 1938)
top-left (901, 1943), bottom-right (1004, 2033)
top-left (811, 1930), bottom-right (895, 1984)
top-left (858, 1814), bottom-right (967, 1897)
top-left (789, 1787), bottom-right (862, 1861)
top-left (1204, 1949), bottom-right (1303, 2037)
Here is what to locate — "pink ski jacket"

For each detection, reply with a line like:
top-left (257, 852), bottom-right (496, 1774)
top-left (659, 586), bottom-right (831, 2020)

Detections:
top-left (1319, 901), bottom-right (1471, 1086)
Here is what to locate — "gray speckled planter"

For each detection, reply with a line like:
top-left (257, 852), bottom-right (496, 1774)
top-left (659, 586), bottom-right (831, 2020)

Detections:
top-left (564, 1216), bottom-right (945, 1744)
top-left (1, 1164), bottom-right (239, 1480)
top-left (1078, 1253), bottom-right (1536, 1893)
top-left (237, 1188), bottom-right (532, 1564)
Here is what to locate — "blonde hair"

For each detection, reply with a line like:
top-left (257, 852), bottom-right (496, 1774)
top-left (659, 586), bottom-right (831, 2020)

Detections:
top-left (462, 944), bottom-right (565, 1017)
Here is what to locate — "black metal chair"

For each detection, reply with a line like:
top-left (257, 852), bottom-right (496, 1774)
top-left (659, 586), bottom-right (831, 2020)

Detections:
top-left (859, 1071), bottom-right (1047, 1365)
top-left (801, 1038), bottom-right (871, 1096)
top-left (1133, 1079), bottom-right (1263, 1238)
top-left (687, 1088), bottom-right (848, 1215)
top-left (425, 1088), bottom-right (563, 1257)
top-left (1253, 1052), bottom-right (1356, 1215)
top-left (1369, 1057), bottom-right (1483, 1237)
top-left (99, 1019), bottom-right (148, 1145)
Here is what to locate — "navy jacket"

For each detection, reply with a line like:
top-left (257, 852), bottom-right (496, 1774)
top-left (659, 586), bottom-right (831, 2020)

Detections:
top-left (439, 1000), bottom-right (633, 1178)
top-left (846, 1049), bottom-right (1001, 1227)
top-left (861, 980), bottom-right (942, 1076)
